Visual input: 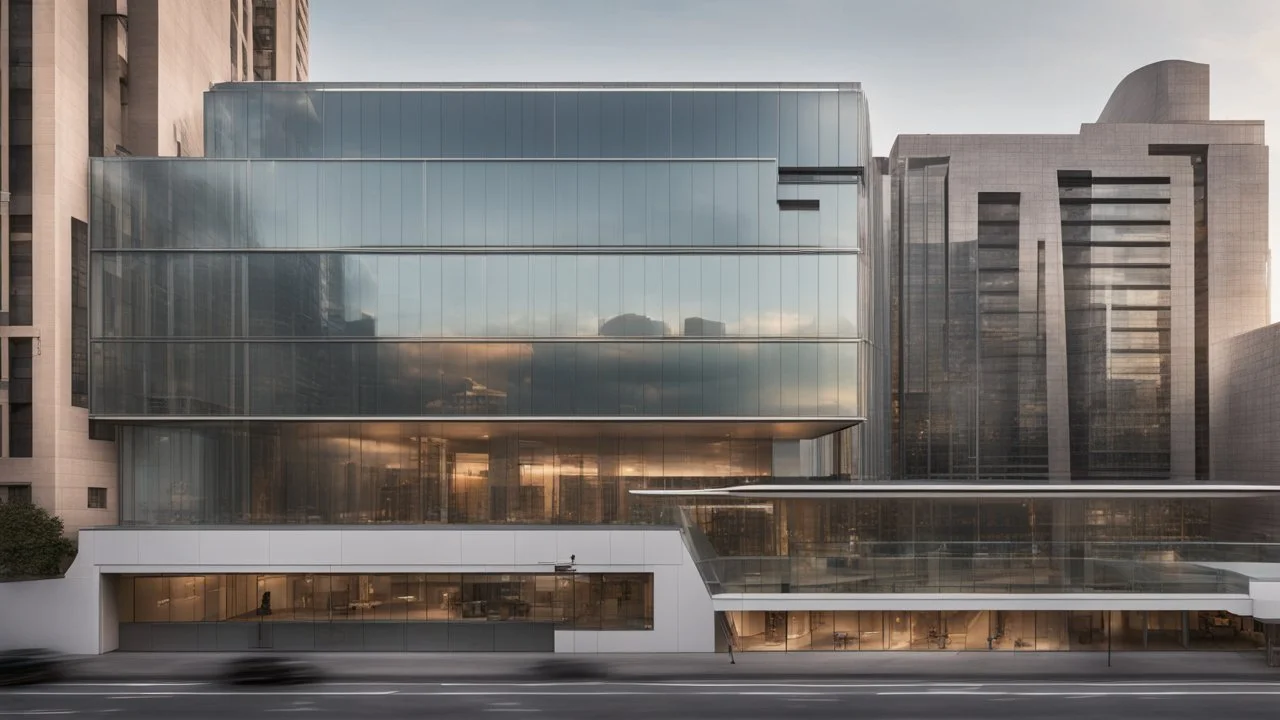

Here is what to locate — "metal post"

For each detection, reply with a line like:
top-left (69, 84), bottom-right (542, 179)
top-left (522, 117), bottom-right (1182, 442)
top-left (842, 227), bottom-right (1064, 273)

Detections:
top-left (1107, 611), bottom-right (1112, 667)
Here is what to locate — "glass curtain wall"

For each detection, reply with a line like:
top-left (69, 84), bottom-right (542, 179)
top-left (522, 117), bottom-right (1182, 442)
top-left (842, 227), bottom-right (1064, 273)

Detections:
top-left (202, 87), bottom-right (868, 165)
top-left (1059, 173), bottom-right (1172, 479)
top-left (891, 162), bottom-right (1050, 481)
top-left (93, 252), bottom-right (862, 340)
top-left (91, 160), bottom-right (861, 251)
top-left (117, 422), bottom-right (860, 525)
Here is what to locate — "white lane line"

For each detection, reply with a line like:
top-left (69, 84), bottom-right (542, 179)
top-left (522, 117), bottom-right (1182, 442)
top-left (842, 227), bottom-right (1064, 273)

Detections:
top-left (2, 686), bottom-right (396, 691)
top-left (105, 696), bottom-right (171, 700)
top-left (57, 683), bottom-right (207, 688)
top-left (880, 686), bottom-right (1280, 691)
top-left (0, 713), bottom-right (77, 717)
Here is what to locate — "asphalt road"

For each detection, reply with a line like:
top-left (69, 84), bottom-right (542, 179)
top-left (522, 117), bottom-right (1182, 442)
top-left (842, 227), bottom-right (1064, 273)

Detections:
top-left (4, 680), bottom-right (1280, 718)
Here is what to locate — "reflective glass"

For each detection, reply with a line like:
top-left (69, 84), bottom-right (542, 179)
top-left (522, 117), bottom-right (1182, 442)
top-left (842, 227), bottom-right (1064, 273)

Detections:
top-left (116, 572), bottom-right (652, 631)
top-left (207, 87), bottom-right (863, 167)
top-left (93, 340), bottom-right (860, 418)
top-left (93, 159), bottom-right (858, 250)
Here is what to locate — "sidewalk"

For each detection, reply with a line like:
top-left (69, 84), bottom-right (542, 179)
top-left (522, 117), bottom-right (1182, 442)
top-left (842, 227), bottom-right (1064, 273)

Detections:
top-left (68, 650), bottom-right (1278, 682)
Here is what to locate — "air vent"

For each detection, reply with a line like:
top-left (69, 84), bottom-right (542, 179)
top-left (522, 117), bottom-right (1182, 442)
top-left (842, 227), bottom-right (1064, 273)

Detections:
top-left (778, 199), bottom-right (819, 211)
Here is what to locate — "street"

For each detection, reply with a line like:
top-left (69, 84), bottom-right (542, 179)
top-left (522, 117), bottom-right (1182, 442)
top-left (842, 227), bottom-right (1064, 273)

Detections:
top-left (4, 680), bottom-right (1280, 718)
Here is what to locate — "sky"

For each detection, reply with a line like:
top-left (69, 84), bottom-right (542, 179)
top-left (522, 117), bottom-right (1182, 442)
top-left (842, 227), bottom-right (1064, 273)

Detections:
top-left (311, 0), bottom-right (1280, 318)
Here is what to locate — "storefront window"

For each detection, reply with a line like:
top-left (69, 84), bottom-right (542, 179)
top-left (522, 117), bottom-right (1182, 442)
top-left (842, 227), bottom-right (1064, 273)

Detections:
top-left (117, 572), bottom-right (653, 631)
top-left (724, 610), bottom-right (1264, 652)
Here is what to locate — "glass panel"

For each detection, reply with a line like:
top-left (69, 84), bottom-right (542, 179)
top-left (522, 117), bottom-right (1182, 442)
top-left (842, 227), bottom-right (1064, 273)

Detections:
top-left (96, 159), bottom-right (799, 249)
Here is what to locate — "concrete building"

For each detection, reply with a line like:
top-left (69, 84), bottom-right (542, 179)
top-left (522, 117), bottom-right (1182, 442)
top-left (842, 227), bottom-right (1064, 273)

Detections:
top-left (889, 60), bottom-right (1269, 483)
top-left (0, 0), bottom-right (311, 529)
top-left (1212, 323), bottom-right (1280, 490)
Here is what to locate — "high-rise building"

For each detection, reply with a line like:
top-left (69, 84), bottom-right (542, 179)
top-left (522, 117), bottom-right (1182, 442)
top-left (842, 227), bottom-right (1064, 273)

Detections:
top-left (888, 60), bottom-right (1269, 483)
top-left (230, 0), bottom-right (309, 81)
top-left (0, 0), bottom-right (311, 531)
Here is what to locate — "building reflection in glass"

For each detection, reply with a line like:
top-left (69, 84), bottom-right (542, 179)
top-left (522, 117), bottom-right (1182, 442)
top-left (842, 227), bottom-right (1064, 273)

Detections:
top-left (117, 422), bottom-right (857, 525)
top-left (92, 340), bottom-right (862, 419)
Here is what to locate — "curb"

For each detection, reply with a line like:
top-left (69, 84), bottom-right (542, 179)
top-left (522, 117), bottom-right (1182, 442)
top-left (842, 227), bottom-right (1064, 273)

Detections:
top-left (66, 671), bottom-right (1280, 683)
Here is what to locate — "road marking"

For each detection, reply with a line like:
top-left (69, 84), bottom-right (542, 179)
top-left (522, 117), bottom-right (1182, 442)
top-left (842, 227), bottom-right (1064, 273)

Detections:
top-left (105, 696), bottom-right (171, 700)
top-left (0, 713), bottom-right (77, 717)
top-left (878, 690), bottom-right (1280, 697)
top-left (57, 683), bottom-right (207, 688)
top-left (3, 691), bottom-right (398, 697)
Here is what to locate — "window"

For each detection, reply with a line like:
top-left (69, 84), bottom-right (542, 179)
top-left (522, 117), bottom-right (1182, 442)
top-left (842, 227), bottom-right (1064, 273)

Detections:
top-left (72, 219), bottom-right (89, 408)
top-left (8, 338), bottom-right (33, 457)
top-left (0, 485), bottom-right (31, 504)
top-left (88, 487), bottom-right (108, 509)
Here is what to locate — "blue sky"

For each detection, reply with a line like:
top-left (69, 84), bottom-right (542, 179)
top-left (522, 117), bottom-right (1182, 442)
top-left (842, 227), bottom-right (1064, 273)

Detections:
top-left (311, 0), bottom-right (1279, 318)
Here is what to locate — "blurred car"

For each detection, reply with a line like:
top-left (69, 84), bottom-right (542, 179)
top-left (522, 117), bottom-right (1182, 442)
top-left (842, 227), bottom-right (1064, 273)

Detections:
top-left (221, 656), bottom-right (320, 685)
top-left (528, 658), bottom-right (608, 680)
top-left (0, 649), bottom-right (64, 686)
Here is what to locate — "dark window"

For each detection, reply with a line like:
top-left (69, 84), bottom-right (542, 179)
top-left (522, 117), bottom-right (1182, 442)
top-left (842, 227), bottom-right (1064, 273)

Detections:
top-left (72, 219), bottom-right (89, 407)
top-left (88, 487), bottom-right (107, 509)
top-left (8, 225), bottom-right (32, 325)
top-left (8, 338), bottom-right (33, 457)
top-left (0, 485), bottom-right (31, 504)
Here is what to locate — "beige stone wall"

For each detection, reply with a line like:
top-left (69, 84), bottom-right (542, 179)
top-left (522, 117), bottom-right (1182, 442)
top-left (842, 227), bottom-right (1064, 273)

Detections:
top-left (126, 0), bottom-right (228, 157)
top-left (0, 0), bottom-right (117, 533)
top-left (0, 0), bottom-right (233, 533)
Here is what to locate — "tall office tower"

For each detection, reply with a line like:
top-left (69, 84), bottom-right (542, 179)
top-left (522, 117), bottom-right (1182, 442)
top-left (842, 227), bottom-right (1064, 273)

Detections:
top-left (58, 81), bottom-right (881, 653)
top-left (230, 0), bottom-right (309, 81)
top-left (889, 60), bottom-right (1268, 483)
top-left (0, 0), bottom-right (312, 529)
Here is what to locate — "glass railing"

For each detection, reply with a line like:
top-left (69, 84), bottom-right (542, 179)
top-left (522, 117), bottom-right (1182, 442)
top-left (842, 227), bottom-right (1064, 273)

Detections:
top-left (698, 554), bottom-right (1251, 595)
top-left (674, 526), bottom-right (1270, 595)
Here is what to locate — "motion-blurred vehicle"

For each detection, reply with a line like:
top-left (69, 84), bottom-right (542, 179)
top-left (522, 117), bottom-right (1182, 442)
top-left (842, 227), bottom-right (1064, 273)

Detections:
top-left (221, 656), bottom-right (320, 685)
top-left (528, 658), bottom-right (608, 680)
top-left (0, 649), bottom-right (64, 686)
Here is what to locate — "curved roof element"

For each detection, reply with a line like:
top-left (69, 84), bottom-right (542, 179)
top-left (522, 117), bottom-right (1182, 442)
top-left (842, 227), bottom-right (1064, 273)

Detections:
top-left (1097, 60), bottom-right (1210, 124)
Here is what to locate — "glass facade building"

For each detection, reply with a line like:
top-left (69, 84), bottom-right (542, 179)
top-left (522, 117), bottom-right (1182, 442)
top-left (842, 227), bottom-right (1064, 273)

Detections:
top-left (43, 62), bottom-right (1280, 658)
top-left (89, 83), bottom-right (887, 526)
